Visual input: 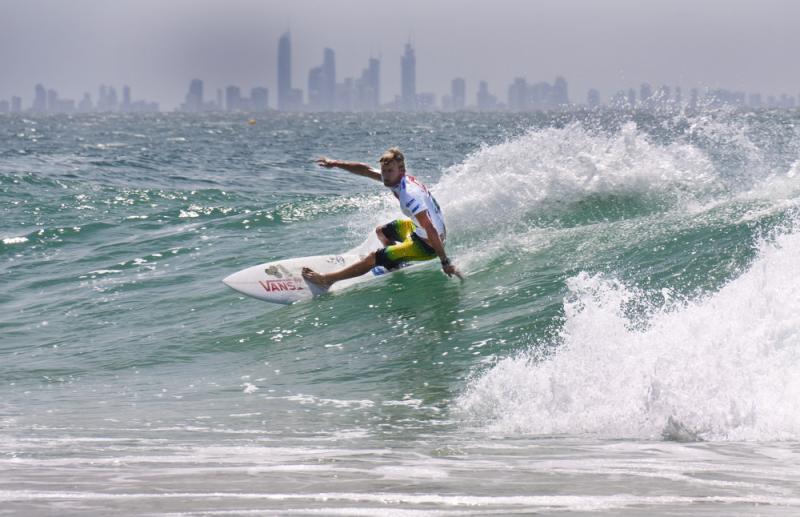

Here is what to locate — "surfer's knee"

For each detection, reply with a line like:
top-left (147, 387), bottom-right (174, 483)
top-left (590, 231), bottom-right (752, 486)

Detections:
top-left (375, 226), bottom-right (389, 245)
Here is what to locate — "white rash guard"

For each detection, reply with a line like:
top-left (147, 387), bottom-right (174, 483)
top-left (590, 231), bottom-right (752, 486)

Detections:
top-left (391, 175), bottom-right (446, 241)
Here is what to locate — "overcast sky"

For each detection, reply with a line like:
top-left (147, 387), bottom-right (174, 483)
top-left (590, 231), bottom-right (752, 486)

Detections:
top-left (2, 0), bottom-right (799, 109)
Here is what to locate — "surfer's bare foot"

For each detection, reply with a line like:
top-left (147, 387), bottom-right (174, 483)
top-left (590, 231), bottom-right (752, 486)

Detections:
top-left (302, 267), bottom-right (333, 289)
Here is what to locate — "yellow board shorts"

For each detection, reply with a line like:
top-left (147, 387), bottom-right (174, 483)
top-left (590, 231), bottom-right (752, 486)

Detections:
top-left (374, 219), bottom-right (437, 270)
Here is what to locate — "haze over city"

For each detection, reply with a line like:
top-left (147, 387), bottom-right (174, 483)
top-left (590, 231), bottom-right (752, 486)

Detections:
top-left (2, 0), bottom-right (799, 111)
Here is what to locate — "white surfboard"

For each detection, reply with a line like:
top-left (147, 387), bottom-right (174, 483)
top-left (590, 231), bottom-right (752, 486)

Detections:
top-left (222, 254), bottom-right (411, 304)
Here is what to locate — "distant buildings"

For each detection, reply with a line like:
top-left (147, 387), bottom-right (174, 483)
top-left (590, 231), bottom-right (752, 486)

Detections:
top-left (0, 83), bottom-right (158, 114)
top-left (223, 85), bottom-right (269, 112)
top-left (2, 33), bottom-right (797, 114)
top-left (506, 76), bottom-right (570, 111)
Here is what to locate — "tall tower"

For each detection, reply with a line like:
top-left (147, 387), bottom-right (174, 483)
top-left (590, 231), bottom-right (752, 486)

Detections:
top-left (322, 48), bottom-right (336, 110)
top-left (33, 84), bottom-right (47, 112)
top-left (309, 48), bottom-right (336, 111)
top-left (367, 57), bottom-right (380, 108)
top-left (451, 78), bottom-right (466, 110)
top-left (122, 85), bottom-right (131, 111)
top-left (552, 76), bottom-right (569, 106)
top-left (401, 43), bottom-right (416, 111)
top-left (277, 32), bottom-right (292, 111)
top-left (186, 79), bottom-right (203, 112)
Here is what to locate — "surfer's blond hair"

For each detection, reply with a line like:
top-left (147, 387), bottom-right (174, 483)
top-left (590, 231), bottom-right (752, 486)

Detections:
top-left (379, 147), bottom-right (405, 171)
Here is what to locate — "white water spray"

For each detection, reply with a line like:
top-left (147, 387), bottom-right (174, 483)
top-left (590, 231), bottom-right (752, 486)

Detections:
top-left (458, 225), bottom-right (800, 441)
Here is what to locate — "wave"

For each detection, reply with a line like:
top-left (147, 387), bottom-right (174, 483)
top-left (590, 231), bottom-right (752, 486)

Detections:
top-left (434, 122), bottom-right (719, 234)
top-left (457, 219), bottom-right (800, 441)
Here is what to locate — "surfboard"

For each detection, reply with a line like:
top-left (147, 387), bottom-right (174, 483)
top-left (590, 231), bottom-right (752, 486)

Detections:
top-left (222, 254), bottom-right (409, 304)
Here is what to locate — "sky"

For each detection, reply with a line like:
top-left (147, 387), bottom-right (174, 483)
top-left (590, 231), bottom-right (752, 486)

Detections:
top-left (2, 0), bottom-right (799, 109)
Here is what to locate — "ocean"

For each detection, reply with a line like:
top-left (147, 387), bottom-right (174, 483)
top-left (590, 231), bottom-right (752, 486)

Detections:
top-left (2, 110), bottom-right (800, 515)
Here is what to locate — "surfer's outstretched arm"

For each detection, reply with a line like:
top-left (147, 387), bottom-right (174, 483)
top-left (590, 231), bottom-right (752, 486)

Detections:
top-left (316, 157), bottom-right (381, 182)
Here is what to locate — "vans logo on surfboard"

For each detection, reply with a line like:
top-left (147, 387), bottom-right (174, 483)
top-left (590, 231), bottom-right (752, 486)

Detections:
top-left (259, 278), bottom-right (305, 292)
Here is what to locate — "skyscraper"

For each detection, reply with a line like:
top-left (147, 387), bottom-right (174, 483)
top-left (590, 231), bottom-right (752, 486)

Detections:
top-left (47, 89), bottom-right (58, 112)
top-left (251, 87), bottom-right (269, 111)
top-left (108, 86), bottom-right (118, 111)
top-left (529, 82), bottom-right (552, 109)
top-left (308, 66), bottom-right (325, 110)
top-left (366, 57), bottom-right (380, 107)
top-left (401, 43), bottom-right (416, 111)
top-left (122, 85), bottom-right (131, 111)
top-left (322, 48), bottom-right (335, 110)
top-left (336, 78), bottom-right (356, 111)
top-left (508, 78), bottom-right (527, 111)
top-left (98, 86), bottom-right (119, 112)
top-left (552, 76), bottom-right (569, 106)
top-left (308, 48), bottom-right (336, 111)
top-left (278, 32), bottom-right (292, 110)
top-left (225, 86), bottom-right (242, 111)
top-left (182, 79), bottom-right (204, 112)
top-left (476, 81), bottom-right (497, 111)
top-left (33, 84), bottom-right (46, 112)
top-left (352, 56), bottom-right (380, 111)
top-left (451, 78), bottom-right (466, 111)
top-left (98, 85), bottom-right (108, 111)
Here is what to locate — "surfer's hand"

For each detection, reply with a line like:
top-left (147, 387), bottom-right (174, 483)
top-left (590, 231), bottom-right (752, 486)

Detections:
top-left (316, 157), bottom-right (337, 168)
top-left (442, 262), bottom-right (464, 281)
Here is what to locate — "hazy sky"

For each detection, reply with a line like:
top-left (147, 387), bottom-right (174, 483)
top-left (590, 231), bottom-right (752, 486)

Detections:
top-left (2, 0), bottom-right (799, 109)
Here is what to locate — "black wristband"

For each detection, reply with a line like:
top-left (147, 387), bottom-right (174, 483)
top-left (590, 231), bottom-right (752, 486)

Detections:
top-left (441, 257), bottom-right (451, 267)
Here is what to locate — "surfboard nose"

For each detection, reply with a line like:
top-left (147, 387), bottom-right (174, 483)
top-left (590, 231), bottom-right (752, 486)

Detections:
top-left (222, 270), bottom-right (249, 293)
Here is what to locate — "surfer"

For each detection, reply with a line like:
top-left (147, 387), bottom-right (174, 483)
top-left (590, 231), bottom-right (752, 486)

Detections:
top-left (302, 147), bottom-right (462, 289)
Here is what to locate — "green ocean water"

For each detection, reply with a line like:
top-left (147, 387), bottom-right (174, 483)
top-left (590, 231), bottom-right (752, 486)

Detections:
top-left (2, 110), bottom-right (800, 515)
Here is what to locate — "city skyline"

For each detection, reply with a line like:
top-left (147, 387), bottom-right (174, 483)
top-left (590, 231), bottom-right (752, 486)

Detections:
top-left (4, 33), bottom-right (798, 114)
top-left (2, 0), bottom-right (800, 111)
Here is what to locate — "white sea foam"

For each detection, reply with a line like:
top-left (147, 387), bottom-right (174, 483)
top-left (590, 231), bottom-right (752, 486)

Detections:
top-left (2, 236), bottom-right (28, 245)
top-left (458, 226), bottom-right (800, 441)
top-left (788, 159), bottom-right (800, 179)
top-left (435, 122), bottom-right (717, 232)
